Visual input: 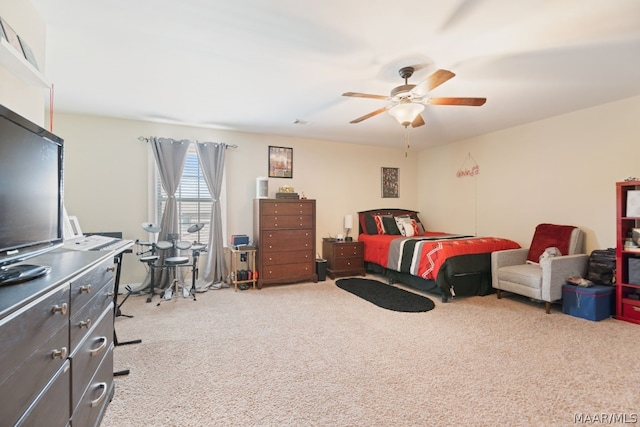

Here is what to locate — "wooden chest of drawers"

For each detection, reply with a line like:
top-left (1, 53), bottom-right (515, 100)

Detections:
top-left (322, 240), bottom-right (366, 279)
top-left (254, 199), bottom-right (317, 288)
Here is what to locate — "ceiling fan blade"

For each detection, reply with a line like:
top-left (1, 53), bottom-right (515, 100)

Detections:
top-left (411, 113), bottom-right (425, 128)
top-left (427, 69), bottom-right (456, 91)
top-left (342, 92), bottom-right (389, 100)
top-left (427, 97), bottom-right (486, 106)
top-left (349, 106), bottom-right (392, 124)
top-left (412, 69), bottom-right (456, 97)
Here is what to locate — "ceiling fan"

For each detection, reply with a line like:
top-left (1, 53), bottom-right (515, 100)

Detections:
top-left (342, 66), bottom-right (486, 128)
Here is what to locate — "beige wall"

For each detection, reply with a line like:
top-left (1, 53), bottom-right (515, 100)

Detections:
top-left (418, 95), bottom-right (640, 252)
top-left (53, 113), bottom-right (420, 284)
top-left (4, 0), bottom-right (639, 286)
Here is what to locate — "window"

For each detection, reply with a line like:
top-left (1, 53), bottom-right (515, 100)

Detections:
top-left (155, 144), bottom-right (211, 245)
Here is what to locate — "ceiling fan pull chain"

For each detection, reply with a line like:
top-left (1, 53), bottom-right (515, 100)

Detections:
top-left (404, 125), bottom-right (410, 157)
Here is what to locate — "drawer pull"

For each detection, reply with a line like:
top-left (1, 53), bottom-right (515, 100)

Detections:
top-left (51, 347), bottom-right (68, 360)
top-left (79, 318), bottom-right (92, 329)
top-left (90, 336), bottom-right (108, 356)
top-left (633, 306), bottom-right (640, 312)
top-left (90, 382), bottom-right (108, 408)
top-left (107, 266), bottom-right (116, 272)
top-left (79, 284), bottom-right (92, 294)
top-left (106, 291), bottom-right (115, 298)
top-left (52, 303), bottom-right (67, 316)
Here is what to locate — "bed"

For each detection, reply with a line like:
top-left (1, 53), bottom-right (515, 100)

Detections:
top-left (358, 209), bottom-right (521, 302)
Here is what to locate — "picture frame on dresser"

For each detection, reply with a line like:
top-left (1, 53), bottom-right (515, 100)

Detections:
top-left (268, 146), bottom-right (293, 178)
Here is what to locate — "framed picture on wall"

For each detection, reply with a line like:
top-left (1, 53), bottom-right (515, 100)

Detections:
top-left (381, 167), bottom-right (399, 198)
top-left (268, 146), bottom-right (293, 178)
top-left (0, 18), bottom-right (24, 55)
top-left (18, 35), bottom-right (38, 70)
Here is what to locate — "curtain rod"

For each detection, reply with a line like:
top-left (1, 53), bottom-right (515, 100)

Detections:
top-left (137, 136), bottom-right (237, 148)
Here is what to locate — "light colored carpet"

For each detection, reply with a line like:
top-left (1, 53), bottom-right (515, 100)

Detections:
top-left (103, 276), bottom-right (640, 427)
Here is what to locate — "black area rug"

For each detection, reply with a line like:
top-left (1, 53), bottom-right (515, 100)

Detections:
top-left (336, 278), bottom-right (435, 313)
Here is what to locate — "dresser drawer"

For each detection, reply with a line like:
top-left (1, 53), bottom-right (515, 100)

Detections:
top-left (15, 360), bottom-right (71, 427)
top-left (262, 250), bottom-right (314, 266)
top-left (260, 202), bottom-right (313, 216)
top-left (261, 262), bottom-right (315, 280)
top-left (70, 277), bottom-right (114, 352)
top-left (71, 342), bottom-right (114, 427)
top-left (261, 230), bottom-right (313, 252)
top-left (71, 304), bottom-right (114, 413)
top-left (69, 258), bottom-right (115, 319)
top-left (0, 283), bottom-right (69, 391)
top-left (260, 214), bottom-right (313, 229)
top-left (0, 314), bottom-right (69, 425)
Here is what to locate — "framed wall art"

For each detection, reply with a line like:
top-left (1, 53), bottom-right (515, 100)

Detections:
top-left (268, 146), bottom-right (293, 178)
top-left (0, 18), bottom-right (23, 55)
top-left (381, 167), bottom-right (399, 198)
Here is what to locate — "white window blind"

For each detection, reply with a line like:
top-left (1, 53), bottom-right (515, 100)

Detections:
top-left (156, 144), bottom-right (211, 245)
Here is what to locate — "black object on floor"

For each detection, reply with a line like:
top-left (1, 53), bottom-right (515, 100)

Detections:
top-left (336, 278), bottom-right (435, 312)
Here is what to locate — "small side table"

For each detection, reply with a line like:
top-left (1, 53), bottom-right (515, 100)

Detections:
top-left (229, 247), bottom-right (257, 291)
top-left (322, 240), bottom-right (366, 279)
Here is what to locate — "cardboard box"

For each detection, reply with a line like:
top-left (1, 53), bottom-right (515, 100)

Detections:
top-left (562, 284), bottom-right (615, 321)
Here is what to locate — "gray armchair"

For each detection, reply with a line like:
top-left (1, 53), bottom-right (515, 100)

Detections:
top-left (491, 224), bottom-right (589, 313)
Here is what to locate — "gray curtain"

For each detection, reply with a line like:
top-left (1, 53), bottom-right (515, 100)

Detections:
top-left (144, 137), bottom-right (190, 292)
top-left (195, 141), bottom-right (228, 290)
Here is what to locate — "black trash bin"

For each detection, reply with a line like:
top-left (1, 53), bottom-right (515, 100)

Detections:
top-left (316, 259), bottom-right (327, 281)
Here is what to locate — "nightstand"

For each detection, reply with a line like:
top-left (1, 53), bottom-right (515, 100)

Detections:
top-left (322, 240), bottom-right (366, 279)
top-left (229, 247), bottom-right (257, 291)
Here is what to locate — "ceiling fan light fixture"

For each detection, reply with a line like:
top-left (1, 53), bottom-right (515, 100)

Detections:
top-left (388, 102), bottom-right (424, 127)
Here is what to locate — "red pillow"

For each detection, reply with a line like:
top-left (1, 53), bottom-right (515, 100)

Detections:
top-left (526, 223), bottom-right (576, 263)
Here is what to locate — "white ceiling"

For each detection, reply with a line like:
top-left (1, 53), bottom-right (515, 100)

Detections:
top-left (31, 0), bottom-right (640, 150)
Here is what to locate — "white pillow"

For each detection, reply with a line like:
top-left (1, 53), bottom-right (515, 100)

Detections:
top-left (395, 216), bottom-right (415, 237)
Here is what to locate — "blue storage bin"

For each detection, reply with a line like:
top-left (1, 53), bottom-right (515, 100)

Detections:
top-left (562, 284), bottom-right (615, 321)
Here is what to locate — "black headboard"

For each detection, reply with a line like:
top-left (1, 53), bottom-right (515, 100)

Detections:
top-left (357, 208), bottom-right (420, 234)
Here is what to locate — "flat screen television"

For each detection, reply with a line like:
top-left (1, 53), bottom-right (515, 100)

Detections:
top-left (0, 104), bottom-right (64, 285)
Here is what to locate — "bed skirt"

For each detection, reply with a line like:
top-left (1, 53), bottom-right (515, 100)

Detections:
top-left (365, 252), bottom-right (495, 303)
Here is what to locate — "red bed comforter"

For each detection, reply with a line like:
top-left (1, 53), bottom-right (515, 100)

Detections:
top-left (359, 232), bottom-right (521, 281)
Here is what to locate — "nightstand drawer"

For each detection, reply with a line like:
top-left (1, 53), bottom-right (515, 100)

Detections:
top-left (335, 244), bottom-right (363, 258)
top-left (334, 257), bottom-right (362, 270)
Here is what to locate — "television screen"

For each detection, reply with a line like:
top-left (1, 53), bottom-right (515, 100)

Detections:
top-left (0, 104), bottom-right (64, 283)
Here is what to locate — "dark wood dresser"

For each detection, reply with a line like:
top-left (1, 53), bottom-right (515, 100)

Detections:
top-left (322, 240), bottom-right (366, 279)
top-left (253, 198), bottom-right (317, 288)
top-left (0, 249), bottom-right (118, 427)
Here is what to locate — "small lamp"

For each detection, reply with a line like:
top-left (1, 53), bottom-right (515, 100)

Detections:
top-left (344, 214), bottom-right (353, 241)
